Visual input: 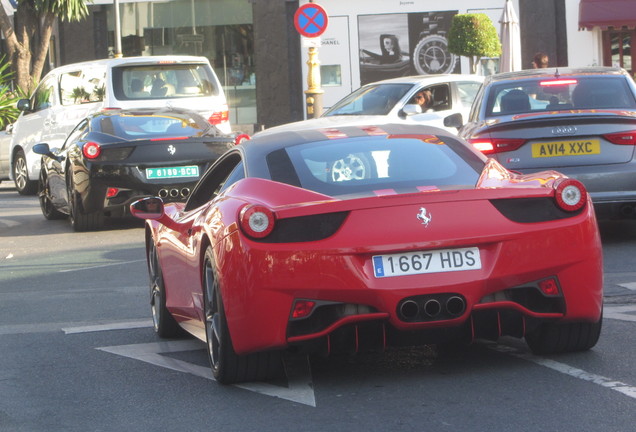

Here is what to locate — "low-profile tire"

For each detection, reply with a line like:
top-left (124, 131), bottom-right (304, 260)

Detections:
top-left (13, 149), bottom-right (38, 195)
top-left (148, 239), bottom-right (183, 338)
top-left (203, 246), bottom-right (282, 384)
top-left (525, 312), bottom-right (602, 355)
top-left (67, 175), bottom-right (104, 231)
top-left (38, 171), bottom-right (66, 220)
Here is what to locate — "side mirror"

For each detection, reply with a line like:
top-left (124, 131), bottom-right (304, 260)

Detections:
top-left (443, 112), bottom-right (463, 129)
top-left (401, 104), bottom-right (422, 116)
top-left (130, 197), bottom-right (165, 220)
top-left (32, 143), bottom-right (52, 156)
top-left (16, 99), bottom-right (31, 112)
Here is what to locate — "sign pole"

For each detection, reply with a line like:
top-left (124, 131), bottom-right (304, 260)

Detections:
top-left (294, 2), bottom-right (328, 119)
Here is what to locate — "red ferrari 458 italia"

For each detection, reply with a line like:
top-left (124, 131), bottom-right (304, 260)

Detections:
top-left (131, 123), bottom-right (603, 384)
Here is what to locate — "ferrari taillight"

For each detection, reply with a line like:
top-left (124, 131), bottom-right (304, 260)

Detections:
top-left (538, 278), bottom-right (560, 296)
top-left (291, 300), bottom-right (316, 319)
top-left (468, 138), bottom-right (526, 154)
top-left (83, 141), bottom-right (101, 159)
top-left (208, 109), bottom-right (229, 125)
top-left (603, 130), bottom-right (636, 145)
top-left (239, 204), bottom-right (275, 239)
top-left (554, 178), bottom-right (587, 212)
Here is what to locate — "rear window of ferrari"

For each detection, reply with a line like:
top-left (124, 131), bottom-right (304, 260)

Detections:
top-left (266, 135), bottom-right (484, 198)
top-left (485, 76), bottom-right (636, 117)
top-left (96, 113), bottom-right (211, 140)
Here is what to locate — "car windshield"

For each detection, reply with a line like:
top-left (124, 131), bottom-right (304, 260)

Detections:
top-left (485, 76), bottom-right (636, 117)
top-left (266, 134), bottom-right (484, 199)
top-left (97, 113), bottom-right (211, 140)
top-left (323, 83), bottom-right (413, 116)
top-left (112, 63), bottom-right (220, 100)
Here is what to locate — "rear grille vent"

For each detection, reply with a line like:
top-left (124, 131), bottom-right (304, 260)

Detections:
top-left (254, 211), bottom-right (349, 243)
top-left (489, 197), bottom-right (581, 222)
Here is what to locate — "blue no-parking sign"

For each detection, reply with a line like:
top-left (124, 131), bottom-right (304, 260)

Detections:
top-left (294, 3), bottom-right (328, 38)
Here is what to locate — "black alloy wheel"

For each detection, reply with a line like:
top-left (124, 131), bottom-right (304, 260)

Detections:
top-left (38, 168), bottom-right (66, 220)
top-left (13, 149), bottom-right (38, 195)
top-left (202, 246), bottom-right (282, 384)
top-left (67, 173), bottom-right (104, 231)
top-left (148, 238), bottom-right (183, 338)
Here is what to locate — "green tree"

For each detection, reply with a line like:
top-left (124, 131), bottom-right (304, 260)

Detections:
top-left (447, 13), bottom-right (501, 74)
top-left (0, 56), bottom-right (21, 129)
top-left (0, 0), bottom-right (90, 94)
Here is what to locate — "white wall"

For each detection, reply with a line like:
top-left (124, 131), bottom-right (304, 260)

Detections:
top-left (565, 0), bottom-right (602, 67)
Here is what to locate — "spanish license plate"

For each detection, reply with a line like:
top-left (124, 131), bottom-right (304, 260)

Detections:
top-left (146, 166), bottom-right (199, 179)
top-left (532, 139), bottom-right (600, 158)
top-left (372, 247), bottom-right (481, 278)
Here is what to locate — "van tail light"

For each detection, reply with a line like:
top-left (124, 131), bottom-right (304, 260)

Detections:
top-left (468, 138), bottom-right (526, 154)
top-left (603, 131), bottom-right (636, 145)
top-left (239, 204), bottom-right (275, 239)
top-left (554, 178), bottom-right (587, 212)
top-left (208, 109), bottom-right (229, 125)
top-left (83, 141), bottom-right (102, 159)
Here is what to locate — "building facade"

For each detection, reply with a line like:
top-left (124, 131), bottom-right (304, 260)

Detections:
top-left (50, 0), bottom-right (636, 131)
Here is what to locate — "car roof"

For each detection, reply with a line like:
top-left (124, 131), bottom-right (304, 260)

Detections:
top-left (362, 74), bottom-right (484, 86)
top-left (243, 122), bottom-right (459, 158)
top-left (484, 66), bottom-right (628, 84)
top-left (43, 55), bottom-right (211, 74)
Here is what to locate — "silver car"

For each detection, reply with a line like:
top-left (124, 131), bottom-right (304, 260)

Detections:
top-left (452, 67), bottom-right (636, 219)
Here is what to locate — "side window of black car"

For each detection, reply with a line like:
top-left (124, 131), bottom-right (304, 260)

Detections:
top-left (61, 120), bottom-right (89, 151)
top-left (185, 152), bottom-right (242, 211)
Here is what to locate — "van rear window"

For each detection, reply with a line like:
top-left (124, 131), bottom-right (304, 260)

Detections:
top-left (112, 64), bottom-right (220, 100)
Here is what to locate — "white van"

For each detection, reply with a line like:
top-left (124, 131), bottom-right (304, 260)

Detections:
top-left (9, 55), bottom-right (230, 194)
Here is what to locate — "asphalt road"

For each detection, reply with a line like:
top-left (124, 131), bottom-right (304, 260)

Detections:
top-left (1, 182), bottom-right (636, 432)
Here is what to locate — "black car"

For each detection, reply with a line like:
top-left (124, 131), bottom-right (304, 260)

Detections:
top-left (34, 108), bottom-right (235, 231)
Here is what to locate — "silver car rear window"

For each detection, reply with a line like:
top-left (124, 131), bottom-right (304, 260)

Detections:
top-left (485, 76), bottom-right (636, 117)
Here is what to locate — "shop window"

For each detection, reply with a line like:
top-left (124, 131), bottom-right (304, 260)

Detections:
top-left (603, 28), bottom-right (634, 74)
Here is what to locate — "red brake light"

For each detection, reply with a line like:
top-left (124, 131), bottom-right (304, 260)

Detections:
top-left (106, 187), bottom-right (119, 198)
top-left (469, 138), bottom-right (526, 154)
top-left (239, 204), bottom-right (275, 238)
top-left (540, 79), bottom-right (578, 87)
top-left (234, 133), bottom-right (251, 145)
top-left (554, 178), bottom-right (587, 212)
top-left (208, 109), bottom-right (229, 125)
top-left (291, 300), bottom-right (316, 319)
top-left (83, 142), bottom-right (101, 159)
top-left (538, 278), bottom-right (560, 296)
top-left (604, 131), bottom-right (636, 145)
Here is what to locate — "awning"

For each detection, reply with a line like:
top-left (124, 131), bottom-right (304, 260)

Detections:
top-left (579, 0), bottom-right (636, 30)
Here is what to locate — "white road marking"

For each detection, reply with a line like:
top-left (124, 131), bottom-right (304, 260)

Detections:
top-left (59, 259), bottom-right (146, 273)
top-left (617, 282), bottom-right (636, 291)
top-left (491, 344), bottom-right (636, 400)
top-left (97, 340), bottom-right (316, 407)
top-left (62, 319), bottom-right (153, 334)
top-left (604, 305), bottom-right (636, 322)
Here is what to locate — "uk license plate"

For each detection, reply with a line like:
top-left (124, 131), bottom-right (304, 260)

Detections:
top-left (146, 166), bottom-right (199, 179)
top-left (372, 247), bottom-right (481, 278)
top-left (532, 139), bottom-right (600, 158)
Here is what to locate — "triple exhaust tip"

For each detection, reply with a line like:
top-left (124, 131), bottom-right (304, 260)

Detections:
top-left (399, 296), bottom-right (466, 320)
top-left (158, 188), bottom-right (190, 199)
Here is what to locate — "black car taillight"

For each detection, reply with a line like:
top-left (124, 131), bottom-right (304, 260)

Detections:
top-left (82, 141), bottom-right (102, 159)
